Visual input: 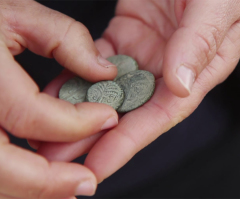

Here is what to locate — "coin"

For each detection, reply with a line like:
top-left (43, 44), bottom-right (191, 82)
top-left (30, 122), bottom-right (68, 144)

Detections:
top-left (116, 70), bottom-right (155, 112)
top-left (107, 55), bottom-right (138, 80)
top-left (59, 77), bottom-right (92, 104)
top-left (86, 81), bottom-right (124, 110)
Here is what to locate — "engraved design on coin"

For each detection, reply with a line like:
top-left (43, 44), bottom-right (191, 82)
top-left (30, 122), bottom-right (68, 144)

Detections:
top-left (59, 77), bottom-right (92, 104)
top-left (107, 55), bottom-right (138, 80)
top-left (86, 81), bottom-right (124, 110)
top-left (116, 70), bottom-right (155, 112)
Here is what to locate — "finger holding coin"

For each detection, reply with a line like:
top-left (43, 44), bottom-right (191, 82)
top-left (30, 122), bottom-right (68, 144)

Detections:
top-left (58, 55), bottom-right (155, 112)
top-left (107, 55), bottom-right (138, 80)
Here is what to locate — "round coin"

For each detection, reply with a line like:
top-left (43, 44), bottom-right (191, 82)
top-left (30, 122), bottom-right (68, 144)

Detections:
top-left (86, 81), bottom-right (124, 110)
top-left (107, 55), bottom-right (138, 80)
top-left (59, 77), bottom-right (92, 104)
top-left (116, 70), bottom-right (155, 112)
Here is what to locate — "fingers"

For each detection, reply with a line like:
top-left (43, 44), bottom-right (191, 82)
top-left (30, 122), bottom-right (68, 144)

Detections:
top-left (163, 0), bottom-right (240, 97)
top-left (1, 0), bottom-right (117, 81)
top-left (84, 19), bottom-right (240, 182)
top-left (84, 81), bottom-right (186, 182)
top-left (27, 139), bottom-right (40, 150)
top-left (37, 131), bottom-right (104, 162)
top-left (102, 16), bottom-right (167, 78)
top-left (0, 1), bottom-right (119, 141)
top-left (0, 129), bottom-right (97, 198)
top-left (94, 38), bottom-right (115, 58)
top-left (37, 70), bottom-right (105, 161)
top-left (0, 43), bottom-right (118, 142)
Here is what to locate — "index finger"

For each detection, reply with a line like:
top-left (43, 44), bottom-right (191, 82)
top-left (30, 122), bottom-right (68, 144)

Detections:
top-left (0, 1), bottom-right (119, 141)
top-left (0, 43), bottom-right (118, 141)
top-left (4, 0), bottom-right (117, 81)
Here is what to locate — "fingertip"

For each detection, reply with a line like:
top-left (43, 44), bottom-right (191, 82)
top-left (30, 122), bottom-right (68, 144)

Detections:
top-left (163, 63), bottom-right (195, 98)
top-left (163, 29), bottom-right (197, 98)
top-left (0, 128), bottom-right (10, 144)
top-left (72, 102), bottom-right (118, 138)
top-left (75, 179), bottom-right (97, 196)
top-left (95, 38), bottom-right (116, 58)
top-left (50, 20), bottom-right (118, 82)
top-left (175, 65), bottom-right (195, 96)
top-left (27, 139), bottom-right (40, 150)
top-left (101, 117), bottom-right (118, 131)
top-left (97, 54), bottom-right (116, 68)
top-left (87, 53), bottom-right (118, 82)
top-left (91, 54), bottom-right (118, 81)
top-left (49, 162), bottom-right (97, 197)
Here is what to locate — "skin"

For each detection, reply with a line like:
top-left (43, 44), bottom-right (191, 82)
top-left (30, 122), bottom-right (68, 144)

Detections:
top-left (0, 0), bottom-right (119, 198)
top-left (38, 0), bottom-right (240, 185)
top-left (1, 0), bottom-right (240, 198)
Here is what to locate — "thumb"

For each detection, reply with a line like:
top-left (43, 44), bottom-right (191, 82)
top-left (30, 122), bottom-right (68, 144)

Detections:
top-left (163, 0), bottom-right (240, 97)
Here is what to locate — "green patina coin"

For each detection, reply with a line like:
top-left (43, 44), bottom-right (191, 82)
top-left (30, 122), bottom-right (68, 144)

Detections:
top-left (107, 55), bottom-right (138, 80)
top-left (59, 77), bottom-right (92, 104)
top-left (86, 81), bottom-right (124, 110)
top-left (116, 70), bottom-right (155, 113)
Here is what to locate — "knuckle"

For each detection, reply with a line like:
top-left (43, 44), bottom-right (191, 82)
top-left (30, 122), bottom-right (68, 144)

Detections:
top-left (0, 1), bottom-right (26, 54)
top-left (52, 20), bottom-right (92, 67)
top-left (194, 23), bottom-right (220, 64)
top-left (76, 21), bottom-right (90, 37)
top-left (59, 20), bottom-right (90, 46)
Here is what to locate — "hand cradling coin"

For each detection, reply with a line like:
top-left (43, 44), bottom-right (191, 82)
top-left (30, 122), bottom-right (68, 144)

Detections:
top-left (59, 55), bottom-right (155, 113)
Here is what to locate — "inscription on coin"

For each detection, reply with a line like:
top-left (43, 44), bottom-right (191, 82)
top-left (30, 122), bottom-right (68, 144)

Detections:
top-left (116, 70), bottom-right (155, 112)
top-left (107, 55), bottom-right (138, 80)
top-left (59, 77), bottom-right (92, 104)
top-left (86, 81), bottom-right (124, 110)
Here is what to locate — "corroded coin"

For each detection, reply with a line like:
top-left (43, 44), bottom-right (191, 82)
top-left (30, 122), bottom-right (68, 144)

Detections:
top-left (86, 81), bottom-right (124, 110)
top-left (116, 70), bottom-right (155, 112)
top-left (107, 55), bottom-right (138, 80)
top-left (59, 77), bottom-right (92, 104)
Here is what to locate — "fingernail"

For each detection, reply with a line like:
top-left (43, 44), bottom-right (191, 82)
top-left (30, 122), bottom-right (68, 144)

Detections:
top-left (98, 55), bottom-right (116, 68)
top-left (27, 140), bottom-right (40, 150)
top-left (75, 180), bottom-right (96, 196)
top-left (176, 65), bottom-right (196, 94)
top-left (101, 117), bottom-right (118, 130)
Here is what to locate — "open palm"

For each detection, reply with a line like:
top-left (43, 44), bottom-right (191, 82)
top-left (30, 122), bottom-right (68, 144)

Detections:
top-left (39, 0), bottom-right (240, 183)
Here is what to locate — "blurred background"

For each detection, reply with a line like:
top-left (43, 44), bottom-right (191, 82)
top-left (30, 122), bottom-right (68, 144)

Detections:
top-left (11, 1), bottom-right (240, 198)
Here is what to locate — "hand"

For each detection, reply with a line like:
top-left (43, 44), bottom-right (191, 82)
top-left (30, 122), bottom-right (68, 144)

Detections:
top-left (38, 0), bottom-right (240, 184)
top-left (0, 0), bottom-right (119, 198)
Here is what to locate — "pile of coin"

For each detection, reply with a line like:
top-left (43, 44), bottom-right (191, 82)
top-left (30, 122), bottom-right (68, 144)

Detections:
top-left (59, 55), bottom-right (155, 113)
